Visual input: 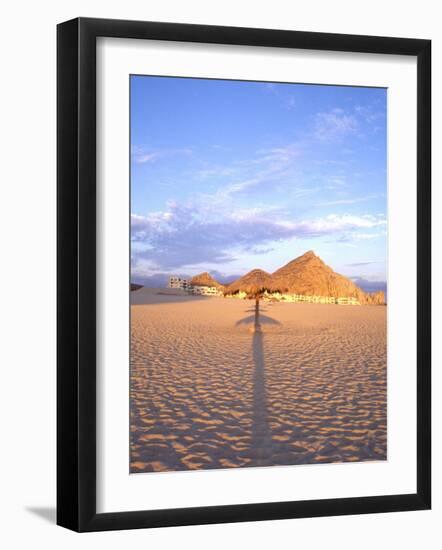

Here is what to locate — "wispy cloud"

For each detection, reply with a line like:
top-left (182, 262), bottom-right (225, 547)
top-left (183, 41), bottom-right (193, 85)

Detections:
top-left (263, 83), bottom-right (297, 110)
top-left (194, 142), bottom-right (303, 201)
top-left (326, 175), bottom-right (347, 188)
top-left (314, 108), bottom-right (358, 141)
top-left (197, 166), bottom-right (238, 179)
top-left (352, 232), bottom-right (386, 240)
top-left (345, 261), bottom-right (379, 267)
top-left (354, 104), bottom-right (386, 124)
top-left (287, 97), bottom-right (296, 110)
top-left (133, 152), bottom-right (159, 164)
top-left (131, 200), bottom-right (386, 272)
top-left (255, 144), bottom-right (302, 166)
top-left (132, 146), bottom-right (193, 164)
top-left (320, 194), bottom-right (383, 206)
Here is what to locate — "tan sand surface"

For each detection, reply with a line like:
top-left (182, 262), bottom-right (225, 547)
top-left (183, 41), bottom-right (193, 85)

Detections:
top-left (130, 288), bottom-right (387, 473)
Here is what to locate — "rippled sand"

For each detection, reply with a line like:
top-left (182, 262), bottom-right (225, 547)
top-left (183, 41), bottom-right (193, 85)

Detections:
top-left (130, 288), bottom-right (387, 473)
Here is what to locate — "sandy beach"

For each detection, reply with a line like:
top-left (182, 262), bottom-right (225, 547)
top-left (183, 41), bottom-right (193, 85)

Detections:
top-left (130, 288), bottom-right (387, 473)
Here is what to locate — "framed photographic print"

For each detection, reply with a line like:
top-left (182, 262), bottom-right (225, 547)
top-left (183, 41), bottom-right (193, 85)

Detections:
top-left (57, 17), bottom-right (431, 532)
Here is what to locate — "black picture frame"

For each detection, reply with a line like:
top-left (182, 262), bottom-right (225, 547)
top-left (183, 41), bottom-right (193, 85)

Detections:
top-left (57, 17), bottom-right (431, 532)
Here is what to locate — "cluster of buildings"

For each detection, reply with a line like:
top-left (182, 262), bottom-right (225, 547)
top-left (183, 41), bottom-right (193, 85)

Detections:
top-left (223, 289), bottom-right (360, 305)
top-left (335, 297), bottom-right (361, 306)
top-left (260, 291), bottom-right (360, 305)
top-left (192, 285), bottom-right (222, 296)
top-left (168, 276), bottom-right (192, 291)
top-left (225, 290), bottom-right (248, 300)
top-left (168, 277), bottom-right (361, 305)
top-left (168, 277), bottom-right (223, 297)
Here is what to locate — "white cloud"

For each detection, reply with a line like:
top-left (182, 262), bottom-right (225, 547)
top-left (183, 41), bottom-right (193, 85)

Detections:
top-left (131, 202), bottom-right (387, 272)
top-left (320, 194), bottom-right (383, 206)
top-left (314, 109), bottom-right (358, 141)
top-left (255, 144), bottom-right (302, 165)
top-left (132, 146), bottom-right (193, 164)
top-left (352, 232), bottom-right (386, 240)
top-left (354, 104), bottom-right (386, 124)
top-left (194, 142), bottom-right (303, 202)
top-left (135, 153), bottom-right (158, 164)
top-left (327, 175), bottom-right (347, 187)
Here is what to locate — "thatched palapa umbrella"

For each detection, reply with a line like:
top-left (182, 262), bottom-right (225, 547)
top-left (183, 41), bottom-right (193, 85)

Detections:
top-left (225, 269), bottom-right (273, 297)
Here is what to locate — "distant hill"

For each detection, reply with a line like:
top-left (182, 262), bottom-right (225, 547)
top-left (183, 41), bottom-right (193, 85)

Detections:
top-left (226, 269), bottom-right (273, 295)
top-left (225, 251), bottom-right (385, 304)
top-left (190, 272), bottom-right (225, 290)
top-left (130, 283), bottom-right (143, 291)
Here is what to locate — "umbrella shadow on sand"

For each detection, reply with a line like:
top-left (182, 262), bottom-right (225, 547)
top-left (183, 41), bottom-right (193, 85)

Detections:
top-left (235, 299), bottom-right (281, 331)
top-left (235, 314), bottom-right (281, 328)
top-left (236, 300), bottom-right (281, 466)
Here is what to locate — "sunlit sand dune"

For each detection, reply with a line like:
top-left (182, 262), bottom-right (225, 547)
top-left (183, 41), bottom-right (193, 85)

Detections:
top-left (130, 288), bottom-right (387, 473)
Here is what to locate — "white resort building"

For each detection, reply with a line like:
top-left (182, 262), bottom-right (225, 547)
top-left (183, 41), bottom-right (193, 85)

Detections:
top-left (336, 297), bottom-right (361, 306)
top-left (168, 276), bottom-right (191, 291)
top-left (168, 276), bottom-right (223, 297)
top-left (191, 285), bottom-right (223, 296)
top-left (258, 290), bottom-right (360, 305)
top-left (225, 290), bottom-right (248, 300)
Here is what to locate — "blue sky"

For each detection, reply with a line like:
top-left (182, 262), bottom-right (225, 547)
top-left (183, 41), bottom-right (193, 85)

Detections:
top-left (131, 76), bottom-right (387, 291)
